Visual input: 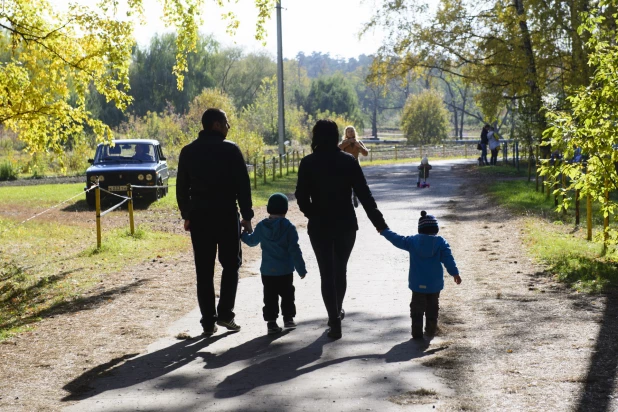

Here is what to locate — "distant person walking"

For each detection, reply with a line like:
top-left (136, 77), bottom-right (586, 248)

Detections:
top-left (488, 127), bottom-right (500, 166)
top-left (176, 108), bottom-right (254, 337)
top-left (338, 126), bottom-right (369, 208)
top-left (296, 120), bottom-right (388, 339)
top-left (480, 124), bottom-right (490, 166)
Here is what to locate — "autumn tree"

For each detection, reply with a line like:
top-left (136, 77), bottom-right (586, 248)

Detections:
top-left (0, 0), bottom-right (274, 156)
top-left (401, 90), bottom-right (450, 145)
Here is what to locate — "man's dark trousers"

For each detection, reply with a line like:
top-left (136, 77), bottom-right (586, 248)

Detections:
top-left (261, 274), bottom-right (295, 321)
top-left (410, 291), bottom-right (440, 337)
top-left (189, 210), bottom-right (241, 327)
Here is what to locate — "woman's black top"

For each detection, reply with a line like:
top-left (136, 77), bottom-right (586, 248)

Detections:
top-left (295, 147), bottom-right (387, 235)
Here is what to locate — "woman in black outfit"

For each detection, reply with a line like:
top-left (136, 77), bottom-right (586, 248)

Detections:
top-left (295, 120), bottom-right (388, 339)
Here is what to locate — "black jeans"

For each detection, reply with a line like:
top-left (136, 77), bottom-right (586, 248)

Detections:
top-left (309, 230), bottom-right (357, 321)
top-left (410, 291), bottom-right (440, 335)
top-left (261, 274), bottom-right (296, 321)
top-left (481, 143), bottom-right (489, 165)
top-left (490, 148), bottom-right (499, 165)
top-left (189, 210), bottom-right (241, 327)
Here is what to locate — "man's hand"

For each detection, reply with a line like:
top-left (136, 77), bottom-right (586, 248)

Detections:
top-left (453, 275), bottom-right (462, 285)
top-left (240, 219), bottom-right (253, 234)
top-left (184, 220), bottom-right (190, 231)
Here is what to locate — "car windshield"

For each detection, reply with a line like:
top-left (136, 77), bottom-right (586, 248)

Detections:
top-left (95, 143), bottom-right (156, 163)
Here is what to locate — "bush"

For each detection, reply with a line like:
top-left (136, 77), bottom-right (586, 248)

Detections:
top-left (0, 161), bottom-right (18, 181)
top-left (401, 90), bottom-right (450, 145)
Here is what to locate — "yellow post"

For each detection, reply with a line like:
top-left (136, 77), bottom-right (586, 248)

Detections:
top-left (587, 194), bottom-right (592, 241)
top-left (127, 183), bottom-right (135, 235)
top-left (95, 184), bottom-right (102, 249)
top-left (603, 179), bottom-right (609, 253)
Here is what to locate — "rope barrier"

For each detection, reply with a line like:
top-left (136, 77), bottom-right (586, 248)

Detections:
top-left (100, 198), bottom-right (129, 217)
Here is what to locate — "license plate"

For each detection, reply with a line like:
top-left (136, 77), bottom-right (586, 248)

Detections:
top-left (108, 185), bottom-right (128, 191)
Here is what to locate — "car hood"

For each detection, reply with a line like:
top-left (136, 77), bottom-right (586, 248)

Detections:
top-left (86, 163), bottom-right (160, 173)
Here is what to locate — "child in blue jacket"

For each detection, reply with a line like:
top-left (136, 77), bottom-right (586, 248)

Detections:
top-left (241, 193), bottom-right (307, 334)
top-left (381, 211), bottom-right (461, 339)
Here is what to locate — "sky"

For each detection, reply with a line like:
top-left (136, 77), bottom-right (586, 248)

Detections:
top-left (134, 0), bottom-right (387, 59)
top-left (49, 0), bottom-right (390, 60)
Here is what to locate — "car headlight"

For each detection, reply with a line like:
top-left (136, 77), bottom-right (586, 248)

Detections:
top-left (146, 174), bottom-right (153, 181)
top-left (138, 174), bottom-right (145, 181)
top-left (98, 175), bottom-right (105, 182)
top-left (90, 176), bottom-right (96, 182)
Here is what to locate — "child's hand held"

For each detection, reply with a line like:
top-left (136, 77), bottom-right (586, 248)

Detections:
top-left (454, 275), bottom-right (462, 285)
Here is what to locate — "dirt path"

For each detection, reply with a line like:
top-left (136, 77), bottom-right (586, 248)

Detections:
top-left (1, 161), bottom-right (617, 411)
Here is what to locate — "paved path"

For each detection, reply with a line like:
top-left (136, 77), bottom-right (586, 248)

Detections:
top-left (64, 160), bottom-right (474, 412)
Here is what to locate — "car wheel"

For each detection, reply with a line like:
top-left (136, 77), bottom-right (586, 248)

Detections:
top-left (150, 179), bottom-right (162, 202)
top-left (86, 192), bottom-right (96, 209)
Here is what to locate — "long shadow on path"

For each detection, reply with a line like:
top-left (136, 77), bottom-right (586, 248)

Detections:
top-left (62, 331), bottom-right (236, 401)
top-left (213, 317), bottom-right (445, 399)
top-left (576, 293), bottom-right (618, 412)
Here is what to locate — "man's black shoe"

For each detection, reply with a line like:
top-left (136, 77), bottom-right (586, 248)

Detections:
top-left (202, 324), bottom-right (218, 336)
top-left (217, 319), bottom-right (241, 332)
top-left (267, 321), bottom-right (282, 334)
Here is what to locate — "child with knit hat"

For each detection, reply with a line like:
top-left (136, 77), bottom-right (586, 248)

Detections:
top-left (241, 193), bottom-right (307, 334)
top-left (380, 211), bottom-right (461, 339)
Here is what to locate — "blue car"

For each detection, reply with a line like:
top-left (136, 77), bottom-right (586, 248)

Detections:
top-left (85, 139), bottom-right (170, 208)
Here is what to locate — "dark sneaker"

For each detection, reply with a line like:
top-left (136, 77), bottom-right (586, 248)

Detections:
top-left (283, 318), bottom-right (296, 328)
top-left (217, 319), bottom-right (241, 332)
top-left (202, 324), bottom-right (218, 337)
top-left (425, 318), bottom-right (438, 337)
top-left (340, 309), bottom-right (345, 321)
top-left (267, 321), bottom-right (282, 334)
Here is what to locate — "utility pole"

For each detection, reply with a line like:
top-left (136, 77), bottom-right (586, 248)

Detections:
top-left (276, 0), bottom-right (285, 155)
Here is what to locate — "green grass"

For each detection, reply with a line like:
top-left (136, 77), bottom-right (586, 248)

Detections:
top-left (0, 182), bottom-right (86, 206)
top-left (482, 164), bottom-right (618, 293)
top-left (525, 221), bottom-right (618, 293)
top-left (360, 155), bottom-right (470, 167)
top-left (0, 187), bottom-right (191, 340)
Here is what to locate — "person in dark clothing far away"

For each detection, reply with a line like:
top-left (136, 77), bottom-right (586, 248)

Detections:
top-left (176, 108), bottom-right (254, 337)
top-left (480, 124), bottom-right (490, 166)
top-left (295, 119), bottom-right (388, 339)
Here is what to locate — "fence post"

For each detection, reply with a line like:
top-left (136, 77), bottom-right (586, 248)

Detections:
top-left (272, 157), bottom-right (276, 182)
top-left (465, 144), bottom-right (467, 158)
top-left (530, 146), bottom-right (539, 192)
top-left (587, 194), bottom-right (592, 241)
top-left (575, 188), bottom-right (580, 225)
top-left (603, 179), bottom-right (610, 254)
top-left (286, 152), bottom-right (289, 175)
top-left (279, 154), bottom-right (283, 178)
top-left (516, 141), bottom-right (520, 171)
top-left (442, 145), bottom-right (445, 157)
top-left (127, 183), bottom-right (135, 235)
top-left (254, 157), bottom-right (258, 189)
top-left (263, 156), bottom-right (267, 184)
top-left (370, 150), bottom-right (373, 162)
top-left (420, 145), bottom-right (423, 158)
top-left (95, 183), bottom-right (102, 249)
top-left (302, 149), bottom-right (305, 159)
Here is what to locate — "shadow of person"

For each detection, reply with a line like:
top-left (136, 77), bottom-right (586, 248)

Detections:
top-left (62, 332), bottom-right (234, 402)
top-left (214, 333), bottom-right (443, 399)
top-left (200, 330), bottom-right (292, 370)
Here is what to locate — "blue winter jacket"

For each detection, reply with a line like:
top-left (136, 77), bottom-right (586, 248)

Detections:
top-left (381, 229), bottom-right (459, 293)
top-left (241, 217), bottom-right (307, 277)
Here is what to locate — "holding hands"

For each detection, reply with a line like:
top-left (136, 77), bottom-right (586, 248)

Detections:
top-left (453, 275), bottom-right (462, 285)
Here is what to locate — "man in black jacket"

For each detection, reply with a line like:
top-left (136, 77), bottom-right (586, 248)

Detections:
top-left (176, 108), bottom-right (254, 336)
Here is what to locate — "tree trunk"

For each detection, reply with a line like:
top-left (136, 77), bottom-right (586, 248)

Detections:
top-left (514, 0), bottom-right (547, 155)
